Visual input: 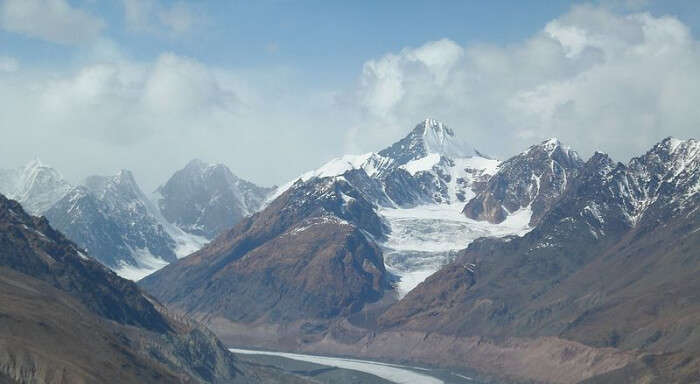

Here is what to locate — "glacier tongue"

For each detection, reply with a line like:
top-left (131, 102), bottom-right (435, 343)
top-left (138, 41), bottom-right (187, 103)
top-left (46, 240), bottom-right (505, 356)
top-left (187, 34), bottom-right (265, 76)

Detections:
top-left (380, 203), bottom-right (532, 298)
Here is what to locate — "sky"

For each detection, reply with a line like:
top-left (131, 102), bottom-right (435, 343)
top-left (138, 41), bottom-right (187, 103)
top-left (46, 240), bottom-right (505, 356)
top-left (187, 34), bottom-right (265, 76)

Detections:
top-left (0, 0), bottom-right (699, 191)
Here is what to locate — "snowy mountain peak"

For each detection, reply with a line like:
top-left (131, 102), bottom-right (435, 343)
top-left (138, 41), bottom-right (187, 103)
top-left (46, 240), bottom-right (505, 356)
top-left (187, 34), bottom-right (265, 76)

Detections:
top-left (184, 158), bottom-right (208, 169)
top-left (415, 119), bottom-right (473, 159)
top-left (524, 137), bottom-right (581, 164)
top-left (656, 137), bottom-right (698, 156)
top-left (0, 159), bottom-right (72, 214)
top-left (378, 119), bottom-right (476, 165)
top-left (84, 170), bottom-right (143, 201)
top-left (417, 118), bottom-right (453, 137)
top-left (155, 159), bottom-right (273, 239)
top-left (542, 137), bottom-right (560, 149)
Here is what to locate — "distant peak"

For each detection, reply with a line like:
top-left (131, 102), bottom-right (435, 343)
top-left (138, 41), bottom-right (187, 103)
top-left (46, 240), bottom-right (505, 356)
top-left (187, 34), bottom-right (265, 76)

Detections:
top-left (415, 118), bottom-right (454, 137)
top-left (414, 119), bottom-right (472, 158)
top-left (526, 137), bottom-right (563, 153)
top-left (116, 169), bottom-right (136, 181)
top-left (25, 157), bottom-right (44, 168)
top-left (185, 158), bottom-right (208, 169)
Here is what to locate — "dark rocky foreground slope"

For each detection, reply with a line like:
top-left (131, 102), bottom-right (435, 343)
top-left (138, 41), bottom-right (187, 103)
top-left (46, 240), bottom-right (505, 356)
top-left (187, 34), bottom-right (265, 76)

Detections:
top-left (0, 193), bottom-right (311, 384)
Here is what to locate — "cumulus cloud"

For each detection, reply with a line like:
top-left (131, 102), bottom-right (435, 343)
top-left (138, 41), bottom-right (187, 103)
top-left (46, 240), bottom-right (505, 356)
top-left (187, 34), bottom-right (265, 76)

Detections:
top-left (352, 5), bottom-right (700, 161)
top-left (0, 4), bottom-right (698, 192)
top-left (0, 0), bottom-right (104, 44)
top-left (0, 51), bottom-right (343, 191)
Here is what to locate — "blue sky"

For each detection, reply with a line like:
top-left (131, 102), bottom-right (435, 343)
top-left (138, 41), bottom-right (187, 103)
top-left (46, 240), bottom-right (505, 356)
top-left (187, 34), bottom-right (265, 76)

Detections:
top-left (1, 0), bottom-right (699, 189)
top-left (8, 1), bottom-right (700, 84)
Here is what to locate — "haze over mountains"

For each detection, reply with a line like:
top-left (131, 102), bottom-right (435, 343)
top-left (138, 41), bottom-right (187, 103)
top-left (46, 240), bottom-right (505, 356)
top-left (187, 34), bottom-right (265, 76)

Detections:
top-left (0, 159), bottom-right (272, 280)
top-left (0, 119), bottom-right (697, 383)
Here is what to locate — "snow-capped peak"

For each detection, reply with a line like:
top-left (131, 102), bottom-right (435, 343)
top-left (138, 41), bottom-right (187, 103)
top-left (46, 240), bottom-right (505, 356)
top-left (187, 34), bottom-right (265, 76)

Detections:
top-left (542, 137), bottom-right (560, 148)
top-left (0, 159), bottom-right (72, 214)
top-left (415, 118), bottom-right (474, 159)
top-left (377, 119), bottom-right (477, 166)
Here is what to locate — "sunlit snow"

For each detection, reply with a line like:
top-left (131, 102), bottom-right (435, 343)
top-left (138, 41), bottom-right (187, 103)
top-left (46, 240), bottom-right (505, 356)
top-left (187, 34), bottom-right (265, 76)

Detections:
top-left (380, 203), bottom-right (532, 298)
top-left (114, 248), bottom-right (170, 281)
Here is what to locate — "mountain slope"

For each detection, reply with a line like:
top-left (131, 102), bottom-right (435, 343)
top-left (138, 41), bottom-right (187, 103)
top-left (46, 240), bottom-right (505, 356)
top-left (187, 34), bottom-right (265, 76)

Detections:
top-left (156, 160), bottom-right (274, 239)
top-left (374, 138), bottom-right (700, 383)
top-left (141, 176), bottom-right (391, 347)
top-left (44, 170), bottom-right (185, 279)
top-left (0, 193), bottom-right (311, 384)
top-left (139, 119), bottom-right (534, 350)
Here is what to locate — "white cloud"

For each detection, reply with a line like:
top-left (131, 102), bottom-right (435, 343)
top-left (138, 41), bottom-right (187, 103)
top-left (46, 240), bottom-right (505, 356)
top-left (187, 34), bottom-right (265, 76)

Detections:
top-left (352, 5), bottom-right (700, 161)
top-left (0, 0), bottom-right (104, 45)
top-left (0, 4), bottom-right (698, 192)
top-left (0, 51), bottom-right (344, 191)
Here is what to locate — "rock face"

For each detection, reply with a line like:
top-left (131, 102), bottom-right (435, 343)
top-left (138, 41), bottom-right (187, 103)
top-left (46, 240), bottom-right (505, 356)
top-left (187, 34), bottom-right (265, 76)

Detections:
top-left (377, 137), bottom-right (700, 383)
top-left (140, 175), bottom-right (391, 345)
top-left (155, 160), bottom-right (274, 239)
top-left (0, 159), bottom-right (71, 214)
top-left (0, 193), bottom-right (311, 384)
top-left (44, 170), bottom-right (178, 273)
top-left (463, 138), bottom-right (584, 226)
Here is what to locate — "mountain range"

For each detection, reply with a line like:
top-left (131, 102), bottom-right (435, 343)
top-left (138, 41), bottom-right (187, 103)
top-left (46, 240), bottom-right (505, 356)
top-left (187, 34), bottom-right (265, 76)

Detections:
top-left (0, 159), bottom-right (272, 280)
top-left (140, 121), bottom-right (699, 384)
top-left (1, 119), bottom-right (697, 383)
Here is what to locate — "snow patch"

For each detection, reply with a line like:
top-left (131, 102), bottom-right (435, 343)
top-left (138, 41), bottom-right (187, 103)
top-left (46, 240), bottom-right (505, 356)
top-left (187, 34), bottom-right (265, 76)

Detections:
top-left (114, 248), bottom-right (169, 281)
top-left (400, 153), bottom-right (441, 176)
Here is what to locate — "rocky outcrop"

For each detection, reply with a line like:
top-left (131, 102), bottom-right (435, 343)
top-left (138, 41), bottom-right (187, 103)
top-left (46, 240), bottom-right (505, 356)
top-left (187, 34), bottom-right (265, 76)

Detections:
top-left (463, 138), bottom-right (583, 226)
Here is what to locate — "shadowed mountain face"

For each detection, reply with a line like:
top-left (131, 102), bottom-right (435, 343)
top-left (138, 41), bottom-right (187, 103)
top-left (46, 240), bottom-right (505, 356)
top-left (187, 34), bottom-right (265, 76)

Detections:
top-left (0, 193), bottom-right (312, 384)
top-left (378, 138), bottom-right (700, 383)
top-left (155, 160), bottom-right (274, 239)
top-left (45, 170), bottom-right (177, 270)
top-left (141, 176), bottom-right (390, 332)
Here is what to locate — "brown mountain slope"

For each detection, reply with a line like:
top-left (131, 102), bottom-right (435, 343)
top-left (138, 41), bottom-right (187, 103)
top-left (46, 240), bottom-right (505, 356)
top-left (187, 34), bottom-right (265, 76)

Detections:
top-left (140, 177), bottom-right (391, 348)
top-left (0, 193), bottom-right (311, 384)
top-left (373, 141), bottom-right (700, 383)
